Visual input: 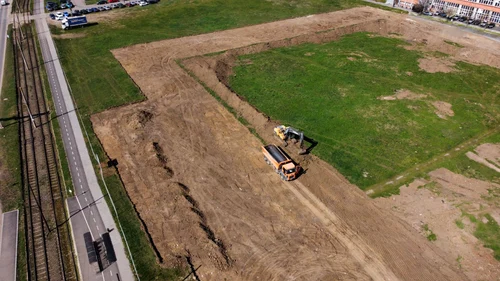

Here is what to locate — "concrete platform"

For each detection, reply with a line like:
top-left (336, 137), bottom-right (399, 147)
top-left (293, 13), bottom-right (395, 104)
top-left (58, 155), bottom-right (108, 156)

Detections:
top-left (0, 210), bottom-right (19, 281)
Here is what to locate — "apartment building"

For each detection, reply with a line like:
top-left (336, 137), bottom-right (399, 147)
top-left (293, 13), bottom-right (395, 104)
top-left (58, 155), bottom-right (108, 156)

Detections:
top-left (397, 0), bottom-right (500, 23)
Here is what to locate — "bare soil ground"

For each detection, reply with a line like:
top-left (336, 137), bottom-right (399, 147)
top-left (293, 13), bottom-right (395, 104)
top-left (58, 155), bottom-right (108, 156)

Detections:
top-left (91, 6), bottom-right (500, 280)
top-left (376, 169), bottom-right (500, 281)
top-left (467, 143), bottom-right (500, 173)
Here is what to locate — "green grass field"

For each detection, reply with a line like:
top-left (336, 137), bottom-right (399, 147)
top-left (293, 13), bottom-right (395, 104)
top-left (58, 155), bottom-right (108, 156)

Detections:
top-left (229, 32), bottom-right (500, 191)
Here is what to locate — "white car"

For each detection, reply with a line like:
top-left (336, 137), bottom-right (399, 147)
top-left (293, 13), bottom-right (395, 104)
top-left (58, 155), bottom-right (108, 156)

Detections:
top-left (55, 12), bottom-right (64, 20)
top-left (1, 0), bottom-right (7, 6)
top-left (138, 1), bottom-right (148, 6)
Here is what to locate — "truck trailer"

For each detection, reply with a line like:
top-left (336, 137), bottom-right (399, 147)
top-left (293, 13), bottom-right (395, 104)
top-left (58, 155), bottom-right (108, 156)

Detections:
top-left (61, 15), bottom-right (87, 29)
top-left (262, 144), bottom-right (300, 181)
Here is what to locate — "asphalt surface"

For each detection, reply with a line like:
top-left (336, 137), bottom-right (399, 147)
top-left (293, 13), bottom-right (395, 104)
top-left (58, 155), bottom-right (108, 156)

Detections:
top-left (0, 210), bottom-right (19, 281)
top-left (32, 0), bottom-right (134, 280)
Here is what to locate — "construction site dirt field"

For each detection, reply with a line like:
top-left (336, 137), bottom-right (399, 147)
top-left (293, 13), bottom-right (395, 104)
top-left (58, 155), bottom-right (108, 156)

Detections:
top-left (91, 7), bottom-right (500, 280)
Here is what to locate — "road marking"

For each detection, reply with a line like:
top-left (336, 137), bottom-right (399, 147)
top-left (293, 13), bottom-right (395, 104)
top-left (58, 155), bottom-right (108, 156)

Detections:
top-left (96, 225), bottom-right (99, 231)
top-left (77, 172), bottom-right (80, 177)
top-left (71, 151), bottom-right (74, 155)
top-left (85, 197), bottom-right (88, 202)
top-left (93, 218), bottom-right (96, 223)
top-left (79, 178), bottom-right (81, 183)
top-left (90, 211), bottom-right (93, 215)
top-left (75, 167), bottom-right (78, 171)
top-left (110, 270), bottom-right (112, 277)
top-left (74, 195), bottom-right (94, 240)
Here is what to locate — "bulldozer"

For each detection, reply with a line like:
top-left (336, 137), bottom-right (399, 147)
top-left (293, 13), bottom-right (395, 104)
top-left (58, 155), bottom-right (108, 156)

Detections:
top-left (274, 125), bottom-right (313, 155)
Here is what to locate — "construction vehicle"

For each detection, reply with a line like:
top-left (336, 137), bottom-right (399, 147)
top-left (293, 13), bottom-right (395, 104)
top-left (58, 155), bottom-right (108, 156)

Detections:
top-left (262, 144), bottom-right (301, 181)
top-left (274, 125), bottom-right (310, 155)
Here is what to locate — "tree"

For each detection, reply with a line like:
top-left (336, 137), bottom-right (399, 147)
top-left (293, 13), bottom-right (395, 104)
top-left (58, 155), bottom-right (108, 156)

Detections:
top-left (418, 0), bottom-right (431, 12)
top-left (412, 4), bottom-right (424, 13)
top-left (445, 7), bottom-right (455, 17)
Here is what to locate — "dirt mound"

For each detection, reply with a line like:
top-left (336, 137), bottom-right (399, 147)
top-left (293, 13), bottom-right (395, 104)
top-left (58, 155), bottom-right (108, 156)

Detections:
top-left (378, 89), bottom-right (427, 100)
top-left (89, 6), bottom-right (500, 280)
top-left (432, 101), bottom-right (454, 119)
top-left (418, 57), bottom-right (456, 73)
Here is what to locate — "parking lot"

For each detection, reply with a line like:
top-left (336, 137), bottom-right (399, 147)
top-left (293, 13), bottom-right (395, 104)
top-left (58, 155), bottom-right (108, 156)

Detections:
top-left (47, 0), bottom-right (159, 21)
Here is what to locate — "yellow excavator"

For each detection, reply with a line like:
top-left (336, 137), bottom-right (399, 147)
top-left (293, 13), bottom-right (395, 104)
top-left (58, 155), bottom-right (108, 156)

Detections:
top-left (274, 125), bottom-right (315, 155)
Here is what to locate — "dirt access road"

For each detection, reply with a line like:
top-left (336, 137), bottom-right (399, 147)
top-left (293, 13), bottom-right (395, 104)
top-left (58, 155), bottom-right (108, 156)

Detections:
top-left (88, 6), bottom-right (500, 280)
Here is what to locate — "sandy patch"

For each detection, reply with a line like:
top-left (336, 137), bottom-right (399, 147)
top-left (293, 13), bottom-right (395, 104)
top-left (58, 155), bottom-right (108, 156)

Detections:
top-left (418, 57), bottom-right (456, 73)
top-left (378, 89), bottom-right (427, 100)
top-left (466, 143), bottom-right (500, 173)
top-left (432, 101), bottom-right (454, 119)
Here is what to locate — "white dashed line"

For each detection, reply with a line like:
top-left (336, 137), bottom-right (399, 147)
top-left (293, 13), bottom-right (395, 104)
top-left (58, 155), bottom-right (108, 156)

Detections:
top-left (93, 218), bottom-right (96, 223)
top-left (96, 225), bottom-right (99, 231)
top-left (90, 211), bottom-right (93, 215)
top-left (85, 197), bottom-right (88, 202)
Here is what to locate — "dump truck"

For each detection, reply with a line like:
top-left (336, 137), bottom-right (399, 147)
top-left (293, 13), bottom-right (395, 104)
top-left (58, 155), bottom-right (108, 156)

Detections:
top-left (61, 15), bottom-right (87, 30)
top-left (262, 144), bottom-right (300, 181)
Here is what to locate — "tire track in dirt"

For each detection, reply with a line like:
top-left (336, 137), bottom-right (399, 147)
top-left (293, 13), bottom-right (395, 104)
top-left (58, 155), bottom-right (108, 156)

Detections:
top-left (285, 179), bottom-right (399, 280)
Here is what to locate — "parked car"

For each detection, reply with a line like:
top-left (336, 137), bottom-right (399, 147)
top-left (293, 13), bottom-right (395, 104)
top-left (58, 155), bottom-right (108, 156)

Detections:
top-left (55, 12), bottom-right (64, 20)
top-left (49, 13), bottom-right (56, 19)
top-left (66, 2), bottom-right (74, 8)
top-left (60, 3), bottom-right (66, 8)
top-left (81, 9), bottom-right (88, 14)
top-left (91, 7), bottom-right (99, 12)
top-left (72, 10), bottom-right (81, 16)
top-left (139, 1), bottom-right (148, 6)
top-left (110, 3), bottom-right (117, 8)
top-left (487, 22), bottom-right (496, 28)
top-left (147, 0), bottom-right (158, 3)
top-left (472, 19), bottom-right (481, 25)
top-left (63, 11), bottom-right (69, 17)
top-left (97, 0), bottom-right (107, 4)
top-left (451, 15), bottom-right (459, 21)
top-left (458, 16), bottom-right (467, 22)
top-left (467, 19), bottom-right (474, 24)
top-left (46, 2), bottom-right (57, 10)
top-left (117, 2), bottom-right (125, 7)
top-left (422, 11), bottom-right (432, 16)
top-left (129, 1), bottom-right (137, 5)
top-left (109, 0), bottom-right (119, 2)
top-left (97, 6), bottom-right (105, 11)
top-left (103, 5), bottom-right (111, 10)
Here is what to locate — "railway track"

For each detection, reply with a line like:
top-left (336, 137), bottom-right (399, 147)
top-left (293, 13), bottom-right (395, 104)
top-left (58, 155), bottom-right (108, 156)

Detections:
top-left (12, 10), bottom-right (78, 281)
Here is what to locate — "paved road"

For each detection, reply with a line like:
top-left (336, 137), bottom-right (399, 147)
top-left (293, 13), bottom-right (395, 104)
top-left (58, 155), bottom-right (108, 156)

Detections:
top-left (0, 210), bottom-right (19, 281)
top-left (33, 0), bottom-right (134, 280)
top-left (0, 2), bottom-right (12, 98)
